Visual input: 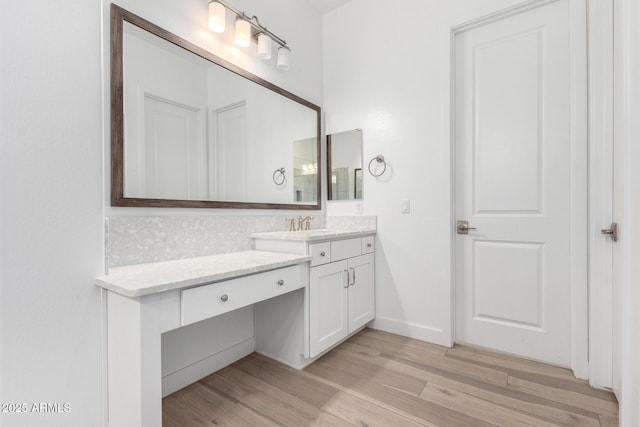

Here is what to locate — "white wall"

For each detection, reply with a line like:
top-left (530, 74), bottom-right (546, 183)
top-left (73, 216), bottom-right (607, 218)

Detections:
top-left (0, 1), bottom-right (104, 426)
top-left (323, 0), bottom-right (526, 345)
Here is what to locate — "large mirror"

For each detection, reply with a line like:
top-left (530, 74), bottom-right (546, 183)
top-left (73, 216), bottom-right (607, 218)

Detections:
top-left (327, 129), bottom-right (363, 201)
top-left (111, 5), bottom-right (321, 209)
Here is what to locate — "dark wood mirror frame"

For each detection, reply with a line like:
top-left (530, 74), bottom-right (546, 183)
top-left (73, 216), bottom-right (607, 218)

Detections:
top-left (111, 4), bottom-right (321, 209)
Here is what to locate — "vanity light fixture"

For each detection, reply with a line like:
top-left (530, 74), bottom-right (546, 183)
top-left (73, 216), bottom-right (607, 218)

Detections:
top-left (208, 1), bottom-right (226, 32)
top-left (208, 0), bottom-right (291, 69)
top-left (257, 33), bottom-right (272, 59)
top-left (235, 18), bottom-right (251, 47)
top-left (277, 46), bottom-right (291, 70)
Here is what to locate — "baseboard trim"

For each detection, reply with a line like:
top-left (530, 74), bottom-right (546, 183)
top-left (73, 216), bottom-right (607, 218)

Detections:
top-left (370, 317), bottom-right (448, 347)
top-left (162, 338), bottom-right (255, 397)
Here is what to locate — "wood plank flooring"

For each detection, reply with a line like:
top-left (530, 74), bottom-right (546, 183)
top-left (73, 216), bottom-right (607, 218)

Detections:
top-left (163, 328), bottom-right (618, 426)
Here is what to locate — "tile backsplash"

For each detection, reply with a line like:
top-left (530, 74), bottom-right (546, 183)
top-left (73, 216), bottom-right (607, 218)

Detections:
top-left (106, 215), bottom-right (376, 269)
top-left (326, 215), bottom-right (377, 231)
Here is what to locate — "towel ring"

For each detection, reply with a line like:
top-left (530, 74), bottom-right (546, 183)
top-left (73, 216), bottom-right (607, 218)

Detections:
top-left (273, 167), bottom-right (286, 185)
top-left (368, 155), bottom-right (387, 177)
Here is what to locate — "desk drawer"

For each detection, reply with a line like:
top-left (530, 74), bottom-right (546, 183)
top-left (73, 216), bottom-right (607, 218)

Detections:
top-left (309, 242), bottom-right (331, 267)
top-left (181, 265), bottom-right (303, 326)
top-left (331, 238), bottom-right (362, 261)
top-left (362, 235), bottom-right (374, 254)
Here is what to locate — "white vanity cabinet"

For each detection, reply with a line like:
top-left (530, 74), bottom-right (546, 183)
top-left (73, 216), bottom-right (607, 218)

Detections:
top-left (253, 231), bottom-right (376, 359)
top-left (309, 251), bottom-right (374, 356)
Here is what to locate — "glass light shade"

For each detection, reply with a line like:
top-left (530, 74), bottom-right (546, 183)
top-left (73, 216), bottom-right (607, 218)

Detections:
top-left (235, 19), bottom-right (251, 47)
top-left (257, 34), bottom-right (272, 60)
top-left (208, 2), bottom-right (226, 33)
top-left (277, 47), bottom-right (291, 70)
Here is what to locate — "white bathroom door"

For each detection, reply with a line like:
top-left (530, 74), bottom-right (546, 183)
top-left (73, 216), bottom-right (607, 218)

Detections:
top-left (454, 0), bottom-right (581, 367)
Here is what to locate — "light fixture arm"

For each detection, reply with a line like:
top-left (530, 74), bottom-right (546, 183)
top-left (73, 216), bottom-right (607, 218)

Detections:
top-left (213, 0), bottom-right (289, 50)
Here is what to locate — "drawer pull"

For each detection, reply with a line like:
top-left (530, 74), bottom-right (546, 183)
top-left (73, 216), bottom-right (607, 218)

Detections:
top-left (367, 243), bottom-right (372, 248)
top-left (344, 270), bottom-right (350, 288)
top-left (320, 251), bottom-right (326, 257)
top-left (350, 267), bottom-right (356, 286)
top-left (220, 294), bottom-right (229, 302)
top-left (277, 279), bottom-right (284, 286)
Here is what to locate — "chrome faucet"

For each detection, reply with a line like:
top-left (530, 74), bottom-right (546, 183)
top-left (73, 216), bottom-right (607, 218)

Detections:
top-left (302, 216), bottom-right (314, 230)
top-left (285, 217), bottom-right (296, 232)
top-left (287, 216), bottom-right (314, 231)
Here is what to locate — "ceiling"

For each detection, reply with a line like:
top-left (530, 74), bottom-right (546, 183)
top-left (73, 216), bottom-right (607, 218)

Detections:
top-left (306, 0), bottom-right (352, 14)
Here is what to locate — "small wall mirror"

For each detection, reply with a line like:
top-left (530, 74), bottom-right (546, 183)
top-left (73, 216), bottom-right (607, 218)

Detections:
top-left (327, 129), bottom-right (363, 201)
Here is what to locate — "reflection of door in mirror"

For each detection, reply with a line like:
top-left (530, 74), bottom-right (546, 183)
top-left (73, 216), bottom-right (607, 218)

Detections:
top-left (293, 138), bottom-right (318, 202)
top-left (211, 102), bottom-right (247, 201)
top-left (327, 129), bottom-right (363, 201)
top-left (137, 95), bottom-right (207, 200)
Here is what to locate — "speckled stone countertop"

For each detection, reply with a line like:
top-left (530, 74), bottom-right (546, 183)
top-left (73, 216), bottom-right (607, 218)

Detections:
top-left (96, 250), bottom-right (311, 297)
top-left (251, 228), bottom-right (376, 242)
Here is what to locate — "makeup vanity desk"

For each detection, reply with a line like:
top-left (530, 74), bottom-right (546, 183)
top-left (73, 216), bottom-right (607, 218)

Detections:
top-left (96, 250), bottom-right (311, 427)
top-left (97, 228), bottom-right (376, 427)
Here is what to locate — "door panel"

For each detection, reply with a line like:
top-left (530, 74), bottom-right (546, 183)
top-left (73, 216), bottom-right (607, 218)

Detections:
top-left (309, 260), bottom-right (348, 357)
top-left (347, 253), bottom-right (375, 333)
top-left (455, 0), bottom-right (574, 366)
top-left (473, 241), bottom-right (542, 328)
top-left (474, 30), bottom-right (542, 214)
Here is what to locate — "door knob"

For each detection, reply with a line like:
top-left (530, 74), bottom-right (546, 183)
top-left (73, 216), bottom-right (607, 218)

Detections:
top-left (601, 222), bottom-right (618, 242)
top-left (456, 220), bottom-right (477, 235)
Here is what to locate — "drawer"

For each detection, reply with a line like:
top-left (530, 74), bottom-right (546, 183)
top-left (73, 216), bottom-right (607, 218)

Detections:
top-left (362, 235), bottom-right (374, 254)
top-left (331, 238), bottom-right (362, 261)
top-left (181, 265), bottom-right (303, 326)
top-left (309, 242), bottom-right (331, 267)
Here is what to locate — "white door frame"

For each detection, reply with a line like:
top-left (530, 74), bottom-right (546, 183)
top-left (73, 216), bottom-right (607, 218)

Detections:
top-left (613, 0), bottom-right (640, 423)
top-left (587, 0), bottom-right (615, 390)
top-left (449, 0), bottom-right (589, 379)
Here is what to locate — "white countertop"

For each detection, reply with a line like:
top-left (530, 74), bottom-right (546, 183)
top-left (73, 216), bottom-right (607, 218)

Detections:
top-left (251, 228), bottom-right (376, 242)
top-left (96, 250), bottom-right (311, 297)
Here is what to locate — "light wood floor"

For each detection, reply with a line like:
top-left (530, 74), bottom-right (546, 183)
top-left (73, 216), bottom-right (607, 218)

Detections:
top-left (163, 328), bottom-right (619, 427)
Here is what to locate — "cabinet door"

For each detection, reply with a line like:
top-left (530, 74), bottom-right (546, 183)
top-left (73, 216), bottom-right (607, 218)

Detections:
top-left (348, 253), bottom-right (375, 333)
top-left (309, 260), bottom-right (349, 357)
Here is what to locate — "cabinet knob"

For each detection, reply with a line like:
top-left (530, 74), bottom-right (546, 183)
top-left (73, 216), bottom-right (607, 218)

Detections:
top-left (367, 243), bottom-right (372, 248)
top-left (320, 251), bottom-right (326, 257)
top-left (277, 279), bottom-right (284, 286)
top-left (220, 294), bottom-right (229, 302)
